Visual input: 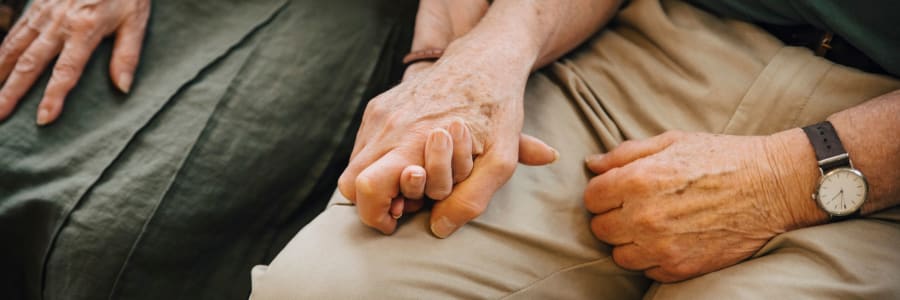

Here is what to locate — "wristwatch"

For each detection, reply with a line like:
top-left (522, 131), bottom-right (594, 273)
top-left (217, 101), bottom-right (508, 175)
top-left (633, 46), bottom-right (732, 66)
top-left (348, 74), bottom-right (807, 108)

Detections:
top-left (802, 121), bottom-right (867, 221)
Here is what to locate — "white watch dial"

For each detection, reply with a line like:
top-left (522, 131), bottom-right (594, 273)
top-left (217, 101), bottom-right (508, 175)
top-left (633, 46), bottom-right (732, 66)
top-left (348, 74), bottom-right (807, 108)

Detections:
top-left (817, 168), bottom-right (867, 216)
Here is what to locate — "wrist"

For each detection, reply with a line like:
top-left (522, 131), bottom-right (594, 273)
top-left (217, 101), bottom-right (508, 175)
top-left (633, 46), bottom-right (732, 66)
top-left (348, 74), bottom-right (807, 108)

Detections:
top-left (440, 25), bottom-right (540, 84)
top-left (764, 129), bottom-right (830, 231)
top-left (402, 61), bottom-right (434, 82)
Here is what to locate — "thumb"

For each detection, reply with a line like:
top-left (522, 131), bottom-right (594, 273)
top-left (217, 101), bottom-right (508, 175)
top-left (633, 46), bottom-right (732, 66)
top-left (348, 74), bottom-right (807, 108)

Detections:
top-left (517, 133), bottom-right (559, 166)
top-left (586, 131), bottom-right (682, 174)
top-left (430, 146), bottom-right (517, 238)
top-left (110, 11), bottom-right (149, 93)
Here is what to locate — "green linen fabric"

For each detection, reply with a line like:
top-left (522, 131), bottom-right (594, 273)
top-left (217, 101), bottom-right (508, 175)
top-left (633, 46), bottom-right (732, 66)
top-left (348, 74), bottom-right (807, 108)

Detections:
top-left (684, 0), bottom-right (900, 77)
top-left (0, 0), bottom-right (415, 299)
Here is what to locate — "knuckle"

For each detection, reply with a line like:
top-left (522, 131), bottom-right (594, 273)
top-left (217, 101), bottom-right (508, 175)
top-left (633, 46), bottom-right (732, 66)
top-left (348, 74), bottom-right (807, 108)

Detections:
top-left (114, 52), bottom-right (139, 67)
top-left (2, 34), bottom-right (25, 53)
top-left (364, 99), bottom-right (386, 118)
top-left (490, 157), bottom-right (518, 176)
top-left (65, 10), bottom-right (99, 29)
top-left (589, 217), bottom-right (607, 240)
top-left (453, 199), bottom-right (486, 220)
top-left (669, 263), bottom-right (699, 279)
top-left (634, 208), bottom-right (662, 231)
top-left (354, 174), bottom-right (377, 199)
top-left (584, 177), bottom-right (604, 211)
top-left (52, 61), bottom-right (78, 82)
top-left (621, 167), bottom-right (649, 189)
top-left (15, 54), bottom-right (39, 73)
top-left (611, 248), bottom-right (634, 269)
top-left (336, 173), bottom-right (356, 202)
top-left (381, 113), bottom-right (405, 132)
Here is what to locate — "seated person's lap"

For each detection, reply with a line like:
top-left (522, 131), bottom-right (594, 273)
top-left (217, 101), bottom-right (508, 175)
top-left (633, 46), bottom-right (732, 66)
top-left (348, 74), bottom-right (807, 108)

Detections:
top-left (0, 0), bottom-right (416, 298)
top-left (251, 0), bottom-right (900, 298)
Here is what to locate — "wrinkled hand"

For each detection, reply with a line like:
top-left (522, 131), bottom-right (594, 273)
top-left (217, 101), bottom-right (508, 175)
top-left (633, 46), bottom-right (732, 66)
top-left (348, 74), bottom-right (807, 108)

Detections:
top-left (338, 55), bottom-right (556, 237)
top-left (0, 0), bottom-right (150, 125)
top-left (584, 131), bottom-right (815, 282)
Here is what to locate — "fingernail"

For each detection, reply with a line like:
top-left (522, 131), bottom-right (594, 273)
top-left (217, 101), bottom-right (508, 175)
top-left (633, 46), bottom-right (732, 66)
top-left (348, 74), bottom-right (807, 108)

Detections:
top-left (118, 72), bottom-right (133, 93)
top-left (410, 171), bottom-right (425, 184)
top-left (430, 216), bottom-right (457, 239)
top-left (551, 148), bottom-right (560, 163)
top-left (585, 153), bottom-right (605, 164)
top-left (36, 108), bottom-right (51, 126)
top-left (391, 212), bottom-right (403, 219)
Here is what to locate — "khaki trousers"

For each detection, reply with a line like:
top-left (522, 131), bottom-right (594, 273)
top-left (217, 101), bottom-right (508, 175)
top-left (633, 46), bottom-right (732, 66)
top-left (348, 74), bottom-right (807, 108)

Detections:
top-left (251, 0), bottom-right (900, 298)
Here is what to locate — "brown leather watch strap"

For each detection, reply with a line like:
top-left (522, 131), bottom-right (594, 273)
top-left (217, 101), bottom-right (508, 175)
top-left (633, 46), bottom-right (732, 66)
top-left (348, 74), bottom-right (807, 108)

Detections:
top-left (402, 48), bottom-right (444, 65)
top-left (802, 121), bottom-right (850, 172)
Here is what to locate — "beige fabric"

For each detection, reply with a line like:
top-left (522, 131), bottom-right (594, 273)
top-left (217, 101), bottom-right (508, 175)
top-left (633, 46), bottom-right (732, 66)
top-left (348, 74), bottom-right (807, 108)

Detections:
top-left (250, 0), bottom-right (900, 298)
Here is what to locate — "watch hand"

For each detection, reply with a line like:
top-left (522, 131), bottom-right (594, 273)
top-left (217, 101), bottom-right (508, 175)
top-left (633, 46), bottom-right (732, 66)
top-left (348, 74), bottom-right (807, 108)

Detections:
top-left (830, 190), bottom-right (843, 202)
top-left (839, 189), bottom-right (845, 209)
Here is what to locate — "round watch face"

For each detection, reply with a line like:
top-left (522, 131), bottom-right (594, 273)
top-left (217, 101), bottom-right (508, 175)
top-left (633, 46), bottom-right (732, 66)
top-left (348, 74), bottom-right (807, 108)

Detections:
top-left (816, 168), bottom-right (867, 216)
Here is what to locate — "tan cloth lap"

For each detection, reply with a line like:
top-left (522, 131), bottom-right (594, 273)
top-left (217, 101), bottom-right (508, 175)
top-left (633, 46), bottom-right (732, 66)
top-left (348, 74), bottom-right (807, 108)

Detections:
top-left (251, 0), bottom-right (900, 298)
top-left (250, 72), bottom-right (650, 299)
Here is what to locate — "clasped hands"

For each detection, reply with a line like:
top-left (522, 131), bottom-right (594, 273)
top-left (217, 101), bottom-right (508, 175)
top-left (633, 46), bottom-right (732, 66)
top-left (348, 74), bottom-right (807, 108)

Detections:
top-left (342, 56), bottom-right (821, 282)
top-left (337, 58), bottom-right (558, 238)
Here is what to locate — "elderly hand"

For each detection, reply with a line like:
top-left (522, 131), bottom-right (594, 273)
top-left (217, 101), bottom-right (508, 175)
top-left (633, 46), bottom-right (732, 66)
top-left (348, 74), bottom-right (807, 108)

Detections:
top-left (0, 0), bottom-right (150, 125)
top-left (584, 130), bottom-right (824, 282)
top-left (338, 42), bottom-right (557, 237)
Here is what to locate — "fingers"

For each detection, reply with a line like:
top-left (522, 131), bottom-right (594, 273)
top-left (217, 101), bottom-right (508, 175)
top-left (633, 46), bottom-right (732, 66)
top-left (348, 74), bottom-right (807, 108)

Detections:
top-left (590, 211), bottom-right (631, 245)
top-left (583, 168), bottom-right (625, 214)
top-left (430, 142), bottom-right (518, 238)
top-left (389, 197), bottom-right (404, 220)
top-left (0, 23), bottom-right (40, 120)
top-left (338, 145), bottom-right (386, 203)
top-left (612, 243), bottom-right (658, 271)
top-left (109, 10), bottom-right (149, 93)
top-left (448, 120), bottom-right (473, 183)
top-left (518, 133), bottom-right (558, 166)
top-left (0, 33), bottom-right (61, 121)
top-left (354, 150), bottom-right (414, 235)
top-left (399, 165), bottom-right (426, 200)
top-left (0, 18), bottom-right (39, 84)
top-left (424, 129), bottom-right (453, 200)
top-left (586, 131), bottom-right (681, 174)
top-left (36, 37), bottom-right (99, 125)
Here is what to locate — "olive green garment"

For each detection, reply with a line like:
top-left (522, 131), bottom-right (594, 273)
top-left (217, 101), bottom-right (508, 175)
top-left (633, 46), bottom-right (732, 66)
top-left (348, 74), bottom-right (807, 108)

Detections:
top-left (684, 0), bottom-right (900, 77)
top-left (0, 0), bottom-right (416, 299)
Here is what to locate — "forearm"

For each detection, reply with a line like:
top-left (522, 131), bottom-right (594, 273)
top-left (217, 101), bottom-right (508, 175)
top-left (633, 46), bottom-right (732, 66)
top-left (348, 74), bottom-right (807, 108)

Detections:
top-left (413, 0), bottom-right (620, 81)
top-left (460, 0), bottom-right (622, 71)
top-left (772, 90), bottom-right (900, 228)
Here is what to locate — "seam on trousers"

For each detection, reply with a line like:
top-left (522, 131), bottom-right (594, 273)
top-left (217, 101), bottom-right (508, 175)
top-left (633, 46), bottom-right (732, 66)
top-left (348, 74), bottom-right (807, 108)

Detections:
top-left (499, 256), bottom-right (616, 299)
top-left (104, 7), bottom-right (285, 299)
top-left (788, 63), bottom-right (835, 127)
top-left (718, 48), bottom-right (782, 134)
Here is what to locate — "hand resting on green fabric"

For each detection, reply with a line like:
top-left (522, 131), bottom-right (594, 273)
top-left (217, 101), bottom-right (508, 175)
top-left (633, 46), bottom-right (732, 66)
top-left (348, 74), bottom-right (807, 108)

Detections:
top-left (0, 0), bottom-right (150, 126)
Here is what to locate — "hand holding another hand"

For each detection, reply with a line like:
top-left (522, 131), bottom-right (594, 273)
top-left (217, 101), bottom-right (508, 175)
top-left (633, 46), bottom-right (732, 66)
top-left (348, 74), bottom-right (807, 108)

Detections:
top-left (338, 46), bottom-right (557, 238)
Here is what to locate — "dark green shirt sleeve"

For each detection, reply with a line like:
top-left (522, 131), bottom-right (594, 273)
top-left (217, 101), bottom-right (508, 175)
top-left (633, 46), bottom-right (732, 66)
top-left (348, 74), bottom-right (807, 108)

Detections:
top-left (685, 0), bottom-right (900, 77)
